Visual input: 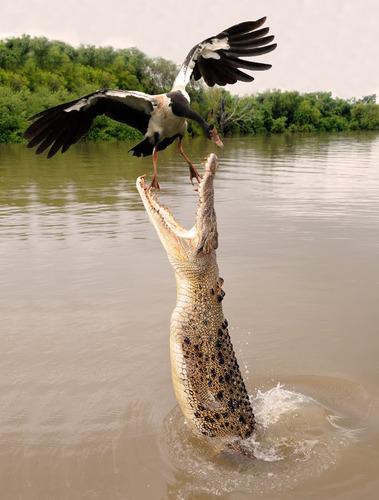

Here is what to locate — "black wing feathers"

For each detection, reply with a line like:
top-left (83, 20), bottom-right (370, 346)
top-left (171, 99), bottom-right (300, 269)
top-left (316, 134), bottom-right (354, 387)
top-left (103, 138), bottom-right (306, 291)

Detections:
top-left (191, 17), bottom-right (276, 88)
top-left (221, 17), bottom-right (267, 37)
top-left (228, 27), bottom-right (270, 43)
top-left (193, 64), bottom-right (202, 81)
top-left (230, 35), bottom-right (275, 49)
top-left (24, 91), bottom-right (152, 158)
top-left (220, 54), bottom-right (272, 71)
top-left (197, 59), bottom-right (216, 87)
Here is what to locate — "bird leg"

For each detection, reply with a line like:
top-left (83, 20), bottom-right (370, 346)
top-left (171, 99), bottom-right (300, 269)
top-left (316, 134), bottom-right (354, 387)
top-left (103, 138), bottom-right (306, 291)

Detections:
top-left (178, 138), bottom-right (202, 185)
top-left (147, 147), bottom-right (160, 190)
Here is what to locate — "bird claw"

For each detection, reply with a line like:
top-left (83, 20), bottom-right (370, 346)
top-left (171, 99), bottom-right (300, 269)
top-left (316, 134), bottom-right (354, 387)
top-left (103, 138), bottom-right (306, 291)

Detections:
top-left (190, 172), bottom-right (202, 189)
top-left (144, 175), bottom-right (160, 191)
top-left (189, 164), bottom-right (202, 186)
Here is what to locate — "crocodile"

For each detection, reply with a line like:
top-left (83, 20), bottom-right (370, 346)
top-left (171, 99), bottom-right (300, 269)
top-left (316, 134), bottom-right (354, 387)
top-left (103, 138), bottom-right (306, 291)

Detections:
top-left (136, 153), bottom-right (255, 455)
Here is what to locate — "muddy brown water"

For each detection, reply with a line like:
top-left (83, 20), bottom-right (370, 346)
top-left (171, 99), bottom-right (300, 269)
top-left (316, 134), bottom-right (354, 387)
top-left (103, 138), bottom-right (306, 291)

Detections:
top-left (0, 134), bottom-right (378, 500)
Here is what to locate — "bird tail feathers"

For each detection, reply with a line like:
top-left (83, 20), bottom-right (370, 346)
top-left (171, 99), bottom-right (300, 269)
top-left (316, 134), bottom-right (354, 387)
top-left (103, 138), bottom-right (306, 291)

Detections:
top-left (129, 138), bottom-right (154, 157)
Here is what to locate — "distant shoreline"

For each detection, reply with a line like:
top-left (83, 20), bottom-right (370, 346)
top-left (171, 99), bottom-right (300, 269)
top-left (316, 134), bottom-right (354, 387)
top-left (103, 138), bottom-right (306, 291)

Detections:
top-left (1, 35), bottom-right (378, 144)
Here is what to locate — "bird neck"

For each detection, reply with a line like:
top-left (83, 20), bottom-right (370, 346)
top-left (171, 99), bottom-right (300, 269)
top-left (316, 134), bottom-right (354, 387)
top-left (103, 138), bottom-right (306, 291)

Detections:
top-left (170, 85), bottom-right (191, 103)
top-left (185, 108), bottom-right (210, 136)
top-left (166, 90), bottom-right (210, 136)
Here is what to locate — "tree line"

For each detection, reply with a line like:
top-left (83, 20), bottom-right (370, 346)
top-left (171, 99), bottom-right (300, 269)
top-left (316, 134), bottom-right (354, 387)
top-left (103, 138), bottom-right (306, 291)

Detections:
top-left (0, 35), bottom-right (378, 144)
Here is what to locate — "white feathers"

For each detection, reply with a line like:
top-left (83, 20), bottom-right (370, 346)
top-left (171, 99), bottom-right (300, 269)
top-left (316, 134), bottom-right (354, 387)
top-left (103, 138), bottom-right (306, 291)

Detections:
top-left (64, 90), bottom-right (154, 115)
top-left (64, 98), bottom-right (90, 112)
top-left (105, 90), bottom-right (154, 113)
top-left (194, 37), bottom-right (229, 63)
top-left (107, 89), bottom-right (152, 103)
top-left (201, 50), bottom-right (221, 60)
top-left (203, 38), bottom-right (229, 52)
top-left (172, 61), bottom-right (196, 90)
top-left (146, 95), bottom-right (186, 139)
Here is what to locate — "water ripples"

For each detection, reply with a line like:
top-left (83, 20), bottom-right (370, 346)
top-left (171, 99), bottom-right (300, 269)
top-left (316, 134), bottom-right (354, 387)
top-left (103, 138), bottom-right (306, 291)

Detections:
top-left (1, 134), bottom-right (378, 241)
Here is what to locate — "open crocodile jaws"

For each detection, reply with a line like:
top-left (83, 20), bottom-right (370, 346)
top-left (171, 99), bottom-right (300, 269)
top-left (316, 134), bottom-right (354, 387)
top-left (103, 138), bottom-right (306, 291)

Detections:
top-left (136, 154), bottom-right (255, 454)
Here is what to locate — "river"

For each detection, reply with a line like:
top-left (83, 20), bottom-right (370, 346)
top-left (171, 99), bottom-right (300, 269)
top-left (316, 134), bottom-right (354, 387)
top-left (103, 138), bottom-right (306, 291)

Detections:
top-left (0, 133), bottom-right (378, 499)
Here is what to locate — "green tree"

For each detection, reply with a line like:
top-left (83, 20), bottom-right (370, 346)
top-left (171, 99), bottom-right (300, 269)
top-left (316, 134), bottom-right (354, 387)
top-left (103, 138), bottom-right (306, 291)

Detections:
top-left (0, 35), bottom-right (378, 143)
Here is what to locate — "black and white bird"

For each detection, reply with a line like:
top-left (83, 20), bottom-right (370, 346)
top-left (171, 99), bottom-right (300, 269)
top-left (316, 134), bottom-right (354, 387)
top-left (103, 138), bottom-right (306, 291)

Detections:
top-left (25, 17), bottom-right (276, 188)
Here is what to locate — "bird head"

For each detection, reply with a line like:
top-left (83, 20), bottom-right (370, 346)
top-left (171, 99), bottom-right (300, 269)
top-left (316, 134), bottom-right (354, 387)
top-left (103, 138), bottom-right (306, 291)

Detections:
top-left (207, 125), bottom-right (224, 148)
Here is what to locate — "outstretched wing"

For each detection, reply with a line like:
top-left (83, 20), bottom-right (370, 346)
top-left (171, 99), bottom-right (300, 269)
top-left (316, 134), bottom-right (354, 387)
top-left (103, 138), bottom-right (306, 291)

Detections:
top-left (24, 89), bottom-right (154, 158)
top-left (173, 17), bottom-right (276, 89)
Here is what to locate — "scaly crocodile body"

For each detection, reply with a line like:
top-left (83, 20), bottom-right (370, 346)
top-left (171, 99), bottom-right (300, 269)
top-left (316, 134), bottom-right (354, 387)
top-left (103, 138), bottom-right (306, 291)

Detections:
top-left (137, 154), bottom-right (255, 453)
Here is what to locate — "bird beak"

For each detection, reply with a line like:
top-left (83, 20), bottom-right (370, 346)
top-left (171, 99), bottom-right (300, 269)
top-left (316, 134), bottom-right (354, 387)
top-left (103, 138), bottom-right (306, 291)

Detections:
top-left (210, 127), bottom-right (224, 148)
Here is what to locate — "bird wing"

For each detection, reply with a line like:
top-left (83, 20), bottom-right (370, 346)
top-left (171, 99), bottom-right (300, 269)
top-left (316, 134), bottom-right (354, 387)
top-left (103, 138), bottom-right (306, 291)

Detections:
top-left (173, 17), bottom-right (276, 89)
top-left (24, 89), bottom-right (154, 158)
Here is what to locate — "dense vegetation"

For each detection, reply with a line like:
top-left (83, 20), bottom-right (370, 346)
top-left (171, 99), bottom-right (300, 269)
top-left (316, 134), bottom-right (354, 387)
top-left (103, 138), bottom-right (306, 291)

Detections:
top-left (0, 35), bottom-right (378, 144)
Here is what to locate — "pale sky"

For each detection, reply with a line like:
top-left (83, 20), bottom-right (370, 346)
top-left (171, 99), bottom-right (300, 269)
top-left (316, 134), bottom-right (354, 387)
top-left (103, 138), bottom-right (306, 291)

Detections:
top-left (2, 0), bottom-right (379, 99)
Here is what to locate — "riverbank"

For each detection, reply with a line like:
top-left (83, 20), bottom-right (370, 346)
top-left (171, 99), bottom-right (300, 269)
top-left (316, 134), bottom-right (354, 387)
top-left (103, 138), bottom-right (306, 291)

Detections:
top-left (1, 35), bottom-right (378, 144)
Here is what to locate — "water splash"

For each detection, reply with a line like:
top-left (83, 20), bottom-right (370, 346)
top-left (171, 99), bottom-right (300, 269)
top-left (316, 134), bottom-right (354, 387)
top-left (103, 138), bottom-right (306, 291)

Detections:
top-left (161, 381), bottom-right (361, 498)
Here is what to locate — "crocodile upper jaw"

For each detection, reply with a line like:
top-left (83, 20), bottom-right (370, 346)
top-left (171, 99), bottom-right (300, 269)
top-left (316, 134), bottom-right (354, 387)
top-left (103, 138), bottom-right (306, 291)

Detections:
top-left (136, 153), bottom-right (219, 262)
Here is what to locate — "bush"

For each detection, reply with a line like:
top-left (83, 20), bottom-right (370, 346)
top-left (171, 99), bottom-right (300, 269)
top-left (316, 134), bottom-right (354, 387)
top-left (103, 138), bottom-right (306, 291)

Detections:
top-left (0, 35), bottom-right (378, 143)
top-left (271, 116), bottom-right (287, 133)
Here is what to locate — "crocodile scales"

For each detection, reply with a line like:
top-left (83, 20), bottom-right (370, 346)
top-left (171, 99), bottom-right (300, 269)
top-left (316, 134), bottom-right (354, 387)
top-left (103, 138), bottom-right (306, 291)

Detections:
top-left (137, 154), bottom-right (255, 454)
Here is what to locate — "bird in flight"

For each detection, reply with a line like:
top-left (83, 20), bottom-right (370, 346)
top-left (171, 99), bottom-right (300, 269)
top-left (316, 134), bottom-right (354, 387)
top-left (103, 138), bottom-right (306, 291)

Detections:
top-left (25, 17), bottom-right (276, 189)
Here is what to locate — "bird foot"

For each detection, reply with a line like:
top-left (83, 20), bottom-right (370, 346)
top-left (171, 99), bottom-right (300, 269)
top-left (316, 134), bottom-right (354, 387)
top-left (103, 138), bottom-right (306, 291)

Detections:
top-left (189, 165), bottom-right (202, 188)
top-left (146, 175), bottom-right (160, 191)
